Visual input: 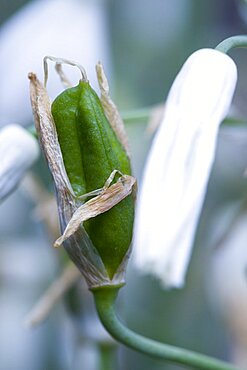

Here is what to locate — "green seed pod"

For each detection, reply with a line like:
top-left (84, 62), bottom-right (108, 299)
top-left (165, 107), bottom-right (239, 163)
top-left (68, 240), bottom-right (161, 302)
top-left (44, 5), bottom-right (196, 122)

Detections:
top-left (51, 80), bottom-right (134, 278)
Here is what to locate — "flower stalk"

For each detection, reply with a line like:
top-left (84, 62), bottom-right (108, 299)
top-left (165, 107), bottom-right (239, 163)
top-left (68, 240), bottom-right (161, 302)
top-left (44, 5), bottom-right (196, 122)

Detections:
top-left (92, 288), bottom-right (241, 370)
top-left (216, 35), bottom-right (247, 54)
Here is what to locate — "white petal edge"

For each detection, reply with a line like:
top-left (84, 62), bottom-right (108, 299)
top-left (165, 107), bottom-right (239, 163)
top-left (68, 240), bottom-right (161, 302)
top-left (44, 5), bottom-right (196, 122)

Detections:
top-left (0, 124), bottom-right (39, 201)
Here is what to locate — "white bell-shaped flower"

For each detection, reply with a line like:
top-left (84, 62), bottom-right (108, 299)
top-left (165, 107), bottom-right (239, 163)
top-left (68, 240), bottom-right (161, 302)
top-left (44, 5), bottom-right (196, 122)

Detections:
top-left (0, 125), bottom-right (39, 202)
top-left (0, 0), bottom-right (110, 126)
top-left (133, 49), bottom-right (237, 288)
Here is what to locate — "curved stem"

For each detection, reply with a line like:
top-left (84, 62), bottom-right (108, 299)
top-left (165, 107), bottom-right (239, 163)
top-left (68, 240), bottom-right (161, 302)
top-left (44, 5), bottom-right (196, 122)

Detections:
top-left (216, 35), bottom-right (247, 54)
top-left (92, 287), bottom-right (241, 370)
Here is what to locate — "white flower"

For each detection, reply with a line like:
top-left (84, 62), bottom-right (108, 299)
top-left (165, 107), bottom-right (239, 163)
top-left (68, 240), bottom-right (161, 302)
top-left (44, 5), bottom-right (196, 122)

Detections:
top-left (0, 0), bottom-right (110, 126)
top-left (133, 49), bottom-right (237, 289)
top-left (0, 125), bottom-right (39, 202)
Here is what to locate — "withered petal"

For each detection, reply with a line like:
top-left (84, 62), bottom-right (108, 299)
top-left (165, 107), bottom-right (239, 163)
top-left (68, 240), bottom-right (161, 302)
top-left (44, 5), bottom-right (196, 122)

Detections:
top-left (54, 174), bottom-right (136, 248)
top-left (96, 62), bottom-right (131, 158)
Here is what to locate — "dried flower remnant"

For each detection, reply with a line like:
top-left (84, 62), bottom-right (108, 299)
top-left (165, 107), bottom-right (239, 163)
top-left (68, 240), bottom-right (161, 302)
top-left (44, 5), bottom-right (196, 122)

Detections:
top-left (134, 49), bottom-right (237, 289)
top-left (29, 59), bottom-right (136, 289)
top-left (96, 62), bottom-right (131, 158)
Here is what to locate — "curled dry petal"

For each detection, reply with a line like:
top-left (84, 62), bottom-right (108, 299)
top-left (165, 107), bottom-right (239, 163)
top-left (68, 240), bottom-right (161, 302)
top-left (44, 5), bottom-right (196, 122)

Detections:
top-left (134, 49), bottom-right (237, 289)
top-left (96, 62), bottom-right (131, 157)
top-left (29, 72), bottom-right (72, 194)
top-left (55, 175), bottom-right (136, 247)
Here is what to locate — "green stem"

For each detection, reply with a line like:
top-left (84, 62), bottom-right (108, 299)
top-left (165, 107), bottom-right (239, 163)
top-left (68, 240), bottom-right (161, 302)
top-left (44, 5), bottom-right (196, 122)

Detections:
top-left (121, 106), bottom-right (153, 123)
top-left (216, 35), bottom-right (247, 54)
top-left (92, 287), bottom-right (241, 370)
top-left (27, 111), bottom-right (246, 141)
top-left (98, 342), bottom-right (117, 370)
top-left (223, 116), bottom-right (247, 126)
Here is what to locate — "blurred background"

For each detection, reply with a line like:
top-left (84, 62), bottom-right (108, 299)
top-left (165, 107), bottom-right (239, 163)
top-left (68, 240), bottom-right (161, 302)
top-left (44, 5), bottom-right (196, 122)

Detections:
top-left (0, 0), bottom-right (247, 369)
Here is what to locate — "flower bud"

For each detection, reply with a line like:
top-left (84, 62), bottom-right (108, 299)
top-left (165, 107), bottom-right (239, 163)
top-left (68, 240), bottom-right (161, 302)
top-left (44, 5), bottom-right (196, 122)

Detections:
top-left (51, 79), bottom-right (134, 279)
top-left (29, 60), bottom-right (136, 289)
top-left (134, 49), bottom-right (237, 289)
top-left (0, 124), bottom-right (39, 202)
